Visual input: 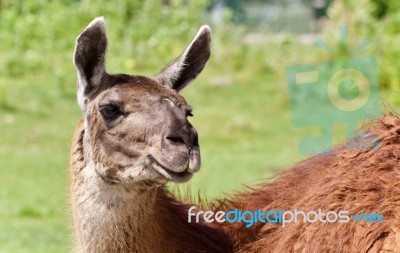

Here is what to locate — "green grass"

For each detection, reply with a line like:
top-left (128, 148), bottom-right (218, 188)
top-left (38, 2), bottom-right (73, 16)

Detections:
top-left (0, 81), bottom-right (78, 252)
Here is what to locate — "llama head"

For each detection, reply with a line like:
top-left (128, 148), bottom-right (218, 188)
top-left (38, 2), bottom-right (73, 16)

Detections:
top-left (73, 17), bottom-right (211, 185)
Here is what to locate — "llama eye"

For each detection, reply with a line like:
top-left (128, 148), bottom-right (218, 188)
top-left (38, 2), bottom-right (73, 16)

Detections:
top-left (99, 104), bottom-right (121, 120)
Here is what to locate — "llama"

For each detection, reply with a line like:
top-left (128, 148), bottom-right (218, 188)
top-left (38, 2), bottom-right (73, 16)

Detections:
top-left (70, 17), bottom-right (231, 252)
top-left (70, 17), bottom-right (400, 253)
top-left (214, 116), bottom-right (400, 252)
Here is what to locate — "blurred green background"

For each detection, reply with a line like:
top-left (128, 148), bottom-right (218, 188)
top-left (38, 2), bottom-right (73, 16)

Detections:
top-left (1, 0), bottom-right (400, 252)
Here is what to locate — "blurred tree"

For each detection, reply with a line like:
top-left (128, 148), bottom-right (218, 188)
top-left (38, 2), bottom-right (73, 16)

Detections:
top-left (370, 0), bottom-right (400, 19)
top-left (371, 0), bottom-right (388, 19)
top-left (227, 0), bottom-right (246, 23)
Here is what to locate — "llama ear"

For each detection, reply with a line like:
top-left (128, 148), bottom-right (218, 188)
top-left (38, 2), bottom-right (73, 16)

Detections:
top-left (74, 17), bottom-right (108, 110)
top-left (155, 25), bottom-right (211, 92)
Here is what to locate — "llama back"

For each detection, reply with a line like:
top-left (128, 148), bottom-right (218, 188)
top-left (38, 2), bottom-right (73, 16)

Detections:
top-left (215, 115), bottom-right (400, 253)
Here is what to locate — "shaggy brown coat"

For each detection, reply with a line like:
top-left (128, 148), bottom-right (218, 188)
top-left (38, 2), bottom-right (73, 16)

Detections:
top-left (214, 115), bottom-right (400, 253)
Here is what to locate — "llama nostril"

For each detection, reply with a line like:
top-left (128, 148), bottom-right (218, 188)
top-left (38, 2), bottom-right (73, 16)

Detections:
top-left (166, 136), bottom-right (186, 145)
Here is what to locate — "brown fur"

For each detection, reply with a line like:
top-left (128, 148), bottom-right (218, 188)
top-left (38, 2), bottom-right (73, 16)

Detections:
top-left (214, 115), bottom-right (400, 253)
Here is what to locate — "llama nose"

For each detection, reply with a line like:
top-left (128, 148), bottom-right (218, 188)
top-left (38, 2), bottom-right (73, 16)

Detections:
top-left (166, 128), bottom-right (198, 151)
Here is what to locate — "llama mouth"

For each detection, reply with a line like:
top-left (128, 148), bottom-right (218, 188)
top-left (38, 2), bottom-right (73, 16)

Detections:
top-left (152, 163), bottom-right (193, 183)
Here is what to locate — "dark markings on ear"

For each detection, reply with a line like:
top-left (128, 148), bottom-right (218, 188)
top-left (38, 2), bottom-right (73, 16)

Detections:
top-left (155, 25), bottom-right (211, 92)
top-left (74, 17), bottom-right (108, 110)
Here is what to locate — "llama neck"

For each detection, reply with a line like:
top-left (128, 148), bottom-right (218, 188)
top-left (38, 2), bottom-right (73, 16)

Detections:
top-left (71, 169), bottom-right (160, 253)
top-left (69, 120), bottom-right (232, 253)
